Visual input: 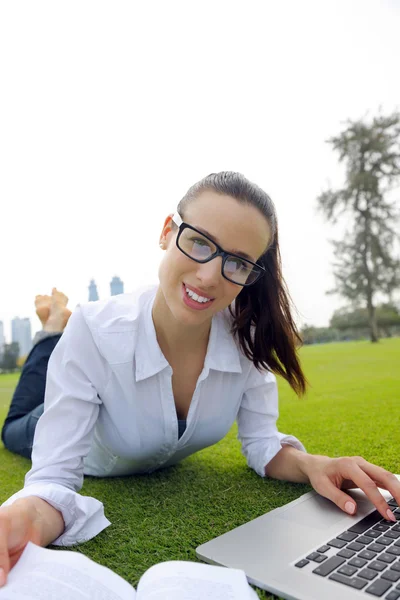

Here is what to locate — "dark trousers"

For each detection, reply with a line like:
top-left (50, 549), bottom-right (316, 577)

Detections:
top-left (1, 334), bottom-right (61, 459)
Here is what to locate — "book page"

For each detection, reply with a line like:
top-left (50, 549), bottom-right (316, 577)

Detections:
top-left (137, 561), bottom-right (258, 600)
top-left (0, 543), bottom-right (136, 600)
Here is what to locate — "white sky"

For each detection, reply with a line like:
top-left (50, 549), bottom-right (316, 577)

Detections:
top-left (1, 0), bottom-right (399, 342)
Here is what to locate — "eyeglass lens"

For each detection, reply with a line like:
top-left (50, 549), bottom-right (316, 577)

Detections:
top-left (178, 227), bottom-right (261, 285)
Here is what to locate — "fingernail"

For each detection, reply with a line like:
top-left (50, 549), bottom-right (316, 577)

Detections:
top-left (345, 501), bottom-right (356, 515)
top-left (387, 508), bottom-right (396, 522)
top-left (0, 568), bottom-right (5, 587)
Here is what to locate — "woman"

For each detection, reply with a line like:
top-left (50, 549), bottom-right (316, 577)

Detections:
top-left (0, 172), bottom-right (399, 586)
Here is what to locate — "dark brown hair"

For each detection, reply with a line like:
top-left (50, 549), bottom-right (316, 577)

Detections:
top-left (177, 171), bottom-right (307, 396)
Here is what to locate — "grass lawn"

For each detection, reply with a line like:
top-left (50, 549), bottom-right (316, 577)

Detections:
top-left (0, 338), bottom-right (399, 599)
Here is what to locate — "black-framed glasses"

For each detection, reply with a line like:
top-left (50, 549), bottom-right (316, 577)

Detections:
top-left (172, 213), bottom-right (265, 286)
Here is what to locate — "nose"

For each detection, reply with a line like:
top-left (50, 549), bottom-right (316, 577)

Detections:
top-left (195, 257), bottom-right (222, 288)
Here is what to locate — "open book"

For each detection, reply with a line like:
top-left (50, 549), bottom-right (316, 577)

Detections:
top-left (0, 542), bottom-right (258, 599)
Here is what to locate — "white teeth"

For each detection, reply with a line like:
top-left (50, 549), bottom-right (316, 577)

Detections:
top-left (185, 287), bottom-right (212, 303)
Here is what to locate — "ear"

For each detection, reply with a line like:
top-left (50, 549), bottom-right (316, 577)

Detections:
top-left (159, 214), bottom-right (174, 249)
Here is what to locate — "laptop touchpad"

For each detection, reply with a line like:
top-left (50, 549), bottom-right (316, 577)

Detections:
top-left (276, 494), bottom-right (354, 530)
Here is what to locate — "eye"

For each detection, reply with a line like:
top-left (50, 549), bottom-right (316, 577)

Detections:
top-left (225, 257), bottom-right (250, 272)
top-left (189, 236), bottom-right (209, 246)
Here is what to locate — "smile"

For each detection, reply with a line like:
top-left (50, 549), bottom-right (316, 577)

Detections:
top-left (182, 283), bottom-right (215, 311)
top-left (185, 287), bottom-right (213, 304)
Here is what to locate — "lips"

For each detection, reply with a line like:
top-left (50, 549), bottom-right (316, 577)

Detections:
top-left (181, 283), bottom-right (216, 311)
top-left (183, 283), bottom-right (215, 301)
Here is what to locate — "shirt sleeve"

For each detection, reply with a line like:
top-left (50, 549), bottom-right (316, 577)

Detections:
top-left (1, 306), bottom-right (111, 546)
top-left (237, 366), bottom-right (306, 477)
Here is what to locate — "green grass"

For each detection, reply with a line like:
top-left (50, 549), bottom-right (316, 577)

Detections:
top-left (1, 338), bottom-right (399, 598)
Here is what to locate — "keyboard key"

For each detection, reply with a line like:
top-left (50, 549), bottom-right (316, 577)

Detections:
top-left (393, 525), bottom-right (400, 533)
top-left (338, 531), bottom-right (358, 542)
top-left (379, 536), bottom-right (394, 546)
top-left (329, 573), bottom-right (367, 590)
top-left (366, 530), bottom-right (383, 539)
top-left (358, 535), bottom-right (373, 544)
top-left (338, 548), bottom-right (356, 559)
top-left (369, 543), bottom-right (387, 553)
top-left (348, 542), bottom-right (365, 551)
top-left (388, 547), bottom-right (400, 557)
top-left (349, 557), bottom-right (368, 568)
top-left (369, 561), bottom-right (387, 572)
top-left (360, 550), bottom-right (378, 560)
top-left (317, 545), bottom-right (330, 554)
top-left (313, 554), bottom-right (327, 563)
top-left (365, 578), bottom-right (392, 596)
top-left (348, 511), bottom-right (382, 534)
top-left (387, 531), bottom-right (400, 540)
top-left (374, 523), bottom-right (391, 532)
top-left (381, 519), bottom-right (397, 527)
top-left (306, 552), bottom-right (322, 561)
top-left (392, 562), bottom-right (400, 572)
top-left (394, 540), bottom-right (400, 547)
top-left (380, 553), bottom-right (396, 564)
top-left (295, 559), bottom-right (309, 568)
top-left (388, 498), bottom-right (399, 507)
top-left (382, 569), bottom-right (400, 583)
top-left (386, 591), bottom-right (400, 600)
top-left (313, 555), bottom-right (345, 577)
top-left (358, 568), bottom-right (378, 581)
top-left (338, 565), bottom-right (358, 576)
top-left (328, 538), bottom-right (347, 549)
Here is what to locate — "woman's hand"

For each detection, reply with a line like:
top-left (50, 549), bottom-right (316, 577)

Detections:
top-left (0, 497), bottom-right (64, 587)
top-left (303, 454), bottom-right (400, 520)
top-left (0, 501), bottom-right (42, 586)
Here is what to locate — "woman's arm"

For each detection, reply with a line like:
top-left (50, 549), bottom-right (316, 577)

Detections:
top-left (237, 368), bottom-right (306, 477)
top-left (1, 306), bottom-right (111, 546)
top-left (264, 444), bottom-right (310, 482)
top-left (265, 444), bottom-right (400, 521)
top-left (238, 365), bottom-right (400, 520)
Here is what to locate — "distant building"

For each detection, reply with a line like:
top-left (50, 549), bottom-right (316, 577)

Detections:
top-left (88, 279), bottom-right (99, 302)
top-left (110, 276), bottom-right (124, 296)
top-left (11, 317), bottom-right (32, 357)
top-left (0, 321), bottom-right (5, 357)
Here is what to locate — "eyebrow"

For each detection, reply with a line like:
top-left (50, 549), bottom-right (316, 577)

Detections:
top-left (193, 225), bottom-right (255, 262)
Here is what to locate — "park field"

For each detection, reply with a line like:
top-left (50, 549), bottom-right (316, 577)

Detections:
top-left (0, 338), bottom-right (399, 599)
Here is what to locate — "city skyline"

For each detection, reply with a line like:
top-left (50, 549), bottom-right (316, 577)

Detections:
top-left (11, 317), bottom-right (32, 357)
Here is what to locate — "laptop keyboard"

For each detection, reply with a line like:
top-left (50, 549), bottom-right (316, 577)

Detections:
top-left (295, 498), bottom-right (400, 598)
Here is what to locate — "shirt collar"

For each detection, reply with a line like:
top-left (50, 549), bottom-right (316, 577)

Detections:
top-left (134, 291), bottom-right (242, 382)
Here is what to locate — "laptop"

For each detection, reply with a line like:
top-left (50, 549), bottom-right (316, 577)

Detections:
top-left (196, 476), bottom-right (400, 600)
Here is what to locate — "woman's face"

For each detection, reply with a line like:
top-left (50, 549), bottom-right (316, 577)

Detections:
top-left (157, 190), bottom-right (272, 328)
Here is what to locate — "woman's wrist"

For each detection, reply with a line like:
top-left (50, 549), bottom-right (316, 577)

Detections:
top-left (265, 445), bottom-right (316, 483)
top-left (14, 496), bottom-right (65, 546)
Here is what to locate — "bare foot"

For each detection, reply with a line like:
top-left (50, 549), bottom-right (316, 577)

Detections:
top-left (43, 288), bottom-right (72, 333)
top-left (35, 295), bottom-right (52, 327)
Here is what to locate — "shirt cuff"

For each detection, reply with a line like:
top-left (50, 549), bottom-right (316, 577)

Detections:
top-left (2, 483), bottom-right (111, 546)
top-left (259, 433), bottom-right (306, 478)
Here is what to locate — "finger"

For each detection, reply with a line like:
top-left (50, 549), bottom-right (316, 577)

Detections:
top-left (0, 524), bottom-right (11, 587)
top-left (358, 460), bottom-right (400, 508)
top-left (314, 478), bottom-right (358, 515)
top-left (340, 460), bottom-right (394, 521)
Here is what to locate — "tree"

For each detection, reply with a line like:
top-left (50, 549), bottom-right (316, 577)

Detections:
top-left (330, 303), bottom-right (400, 337)
top-left (16, 355), bottom-right (28, 369)
top-left (0, 342), bottom-right (19, 372)
top-left (317, 112), bottom-right (400, 342)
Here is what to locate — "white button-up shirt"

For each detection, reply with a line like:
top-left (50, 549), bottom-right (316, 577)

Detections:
top-left (3, 286), bottom-right (305, 546)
